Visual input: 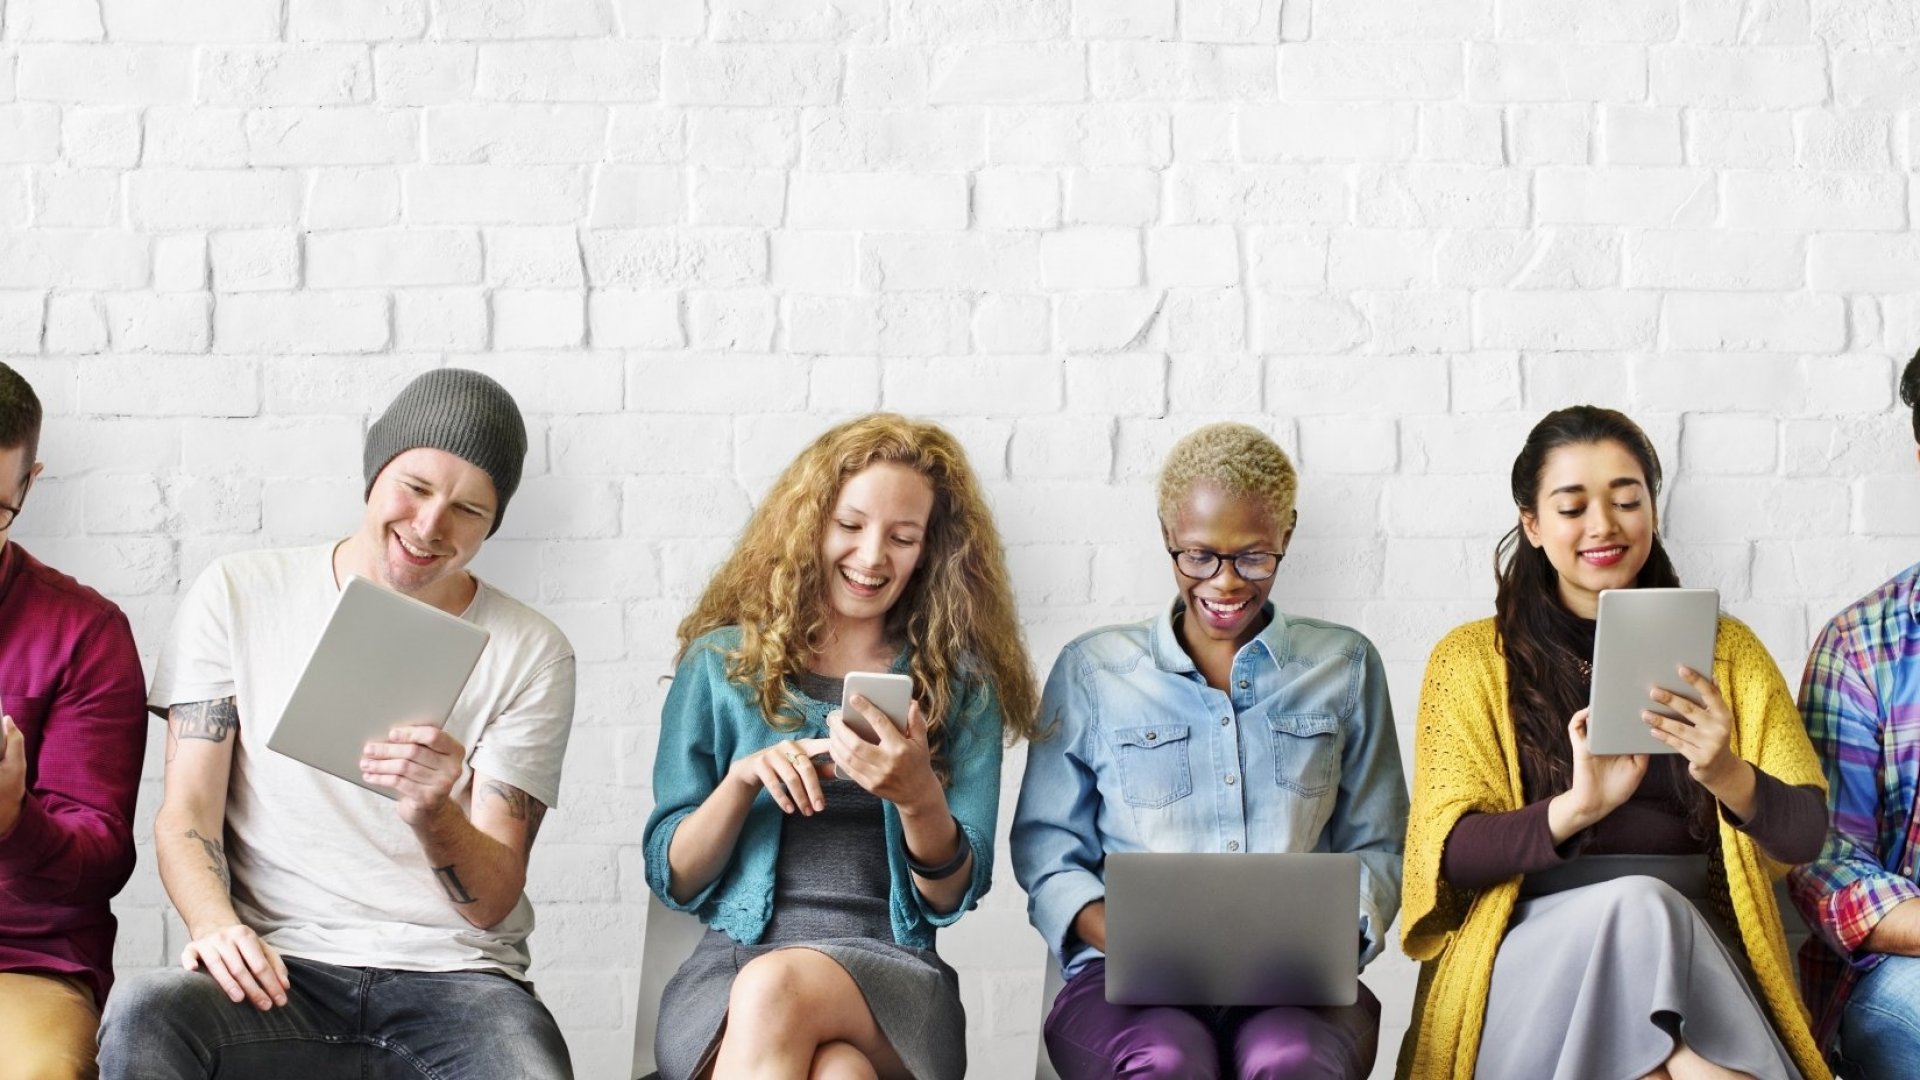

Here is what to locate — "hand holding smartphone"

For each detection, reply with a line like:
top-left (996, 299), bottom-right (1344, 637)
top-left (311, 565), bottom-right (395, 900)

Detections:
top-left (841, 672), bottom-right (912, 743)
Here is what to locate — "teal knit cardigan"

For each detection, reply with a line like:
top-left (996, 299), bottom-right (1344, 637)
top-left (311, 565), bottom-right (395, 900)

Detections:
top-left (642, 627), bottom-right (1003, 948)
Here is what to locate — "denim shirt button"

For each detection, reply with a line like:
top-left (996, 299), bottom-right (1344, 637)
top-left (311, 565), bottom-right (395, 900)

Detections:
top-left (1227, 840), bottom-right (1240, 851)
top-left (1220, 715), bottom-right (1229, 726)
top-left (1237, 679), bottom-right (1249, 689)
top-left (1224, 773), bottom-right (1237, 786)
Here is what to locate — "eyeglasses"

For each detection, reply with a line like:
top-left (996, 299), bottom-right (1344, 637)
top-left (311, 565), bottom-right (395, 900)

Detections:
top-left (0, 475), bottom-right (31, 530)
top-left (1167, 547), bottom-right (1286, 582)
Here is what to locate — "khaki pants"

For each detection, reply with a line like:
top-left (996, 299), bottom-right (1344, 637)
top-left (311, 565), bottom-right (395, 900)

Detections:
top-left (0, 972), bottom-right (101, 1080)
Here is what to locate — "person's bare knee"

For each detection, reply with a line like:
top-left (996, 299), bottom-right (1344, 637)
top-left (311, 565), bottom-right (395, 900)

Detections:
top-left (1662, 1042), bottom-right (1753, 1080)
top-left (727, 951), bottom-right (815, 1034)
top-left (809, 1041), bottom-right (878, 1080)
top-left (0, 974), bottom-right (99, 1080)
top-left (716, 950), bottom-right (907, 1079)
top-left (0, 1028), bottom-right (95, 1080)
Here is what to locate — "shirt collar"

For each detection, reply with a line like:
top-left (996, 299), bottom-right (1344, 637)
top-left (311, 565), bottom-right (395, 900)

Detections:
top-left (1151, 598), bottom-right (1289, 675)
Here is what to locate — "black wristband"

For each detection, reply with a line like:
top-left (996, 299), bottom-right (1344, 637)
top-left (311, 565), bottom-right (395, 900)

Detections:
top-left (905, 820), bottom-right (972, 880)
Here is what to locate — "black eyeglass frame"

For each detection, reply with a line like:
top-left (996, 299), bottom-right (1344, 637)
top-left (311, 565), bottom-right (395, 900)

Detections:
top-left (1165, 547), bottom-right (1287, 582)
top-left (0, 474), bottom-right (33, 531)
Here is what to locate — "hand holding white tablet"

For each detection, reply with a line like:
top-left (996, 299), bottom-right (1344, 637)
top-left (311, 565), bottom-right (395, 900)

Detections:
top-left (1644, 664), bottom-right (1758, 820)
top-left (360, 725), bottom-right (467, 826)
top-left (1549, 708), bottom-right (1649, 843)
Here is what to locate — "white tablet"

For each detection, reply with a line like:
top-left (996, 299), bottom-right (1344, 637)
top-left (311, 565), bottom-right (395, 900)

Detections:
top-left (1587, 588), bottom-right (1719, 757)
top-left (266, 576), bottom-right (490, 799)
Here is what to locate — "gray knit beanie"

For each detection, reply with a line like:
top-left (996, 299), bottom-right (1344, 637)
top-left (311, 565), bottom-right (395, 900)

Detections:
top-left (363, 368), bottom-right (527, 537)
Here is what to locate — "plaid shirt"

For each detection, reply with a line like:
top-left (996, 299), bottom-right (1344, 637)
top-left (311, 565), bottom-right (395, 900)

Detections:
top-left (1788, 560), bottom-right (1920, 1050)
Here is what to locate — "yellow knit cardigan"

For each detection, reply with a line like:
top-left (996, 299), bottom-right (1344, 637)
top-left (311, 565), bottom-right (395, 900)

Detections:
top-left (1397, 616), bottom-right (1830, 1080)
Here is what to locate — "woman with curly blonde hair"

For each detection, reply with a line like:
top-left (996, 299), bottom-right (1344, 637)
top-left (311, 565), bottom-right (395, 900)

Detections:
top-left (642, 412), bottom-right (1038, 1080)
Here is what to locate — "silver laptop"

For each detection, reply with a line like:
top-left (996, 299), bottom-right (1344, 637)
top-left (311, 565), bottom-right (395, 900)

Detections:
top-left (266, 576), bottom-right (490, 799)
top-left (1104, 852), bottom-right (1360, 1007)
top-left (1587, 588), bottom-right (1719, 757)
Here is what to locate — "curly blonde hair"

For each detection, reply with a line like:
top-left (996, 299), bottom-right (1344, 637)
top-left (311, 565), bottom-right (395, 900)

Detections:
top-left (1156, 422), bottom-right (1298, 527)
top-left (675, 413), bottom-right (1041, 769)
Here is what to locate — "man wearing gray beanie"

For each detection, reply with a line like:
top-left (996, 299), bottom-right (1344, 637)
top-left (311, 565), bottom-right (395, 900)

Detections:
top-left (102, 369), bottom-right (578, 1080)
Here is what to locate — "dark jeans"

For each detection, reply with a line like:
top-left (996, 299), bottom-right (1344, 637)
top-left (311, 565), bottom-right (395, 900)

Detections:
top-left (1043, 958), bottom-right (1380, 1080)
top-left (96, 956), bottom-right (572, 1080)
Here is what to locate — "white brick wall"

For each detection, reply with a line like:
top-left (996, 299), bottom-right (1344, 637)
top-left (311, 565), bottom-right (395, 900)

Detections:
top-left (3, 2), bottom-right (1918, 1077)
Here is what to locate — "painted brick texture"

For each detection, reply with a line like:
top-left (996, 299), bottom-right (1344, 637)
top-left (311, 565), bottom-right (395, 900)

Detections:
top-left (2, 2), bottom-right (1918, 1077)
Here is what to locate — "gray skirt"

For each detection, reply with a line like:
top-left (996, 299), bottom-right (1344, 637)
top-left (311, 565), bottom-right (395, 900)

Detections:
top-left (653, 927), bottom-right (966, 1080)
top-left (1475, 856), bottom-right (1801, 1080)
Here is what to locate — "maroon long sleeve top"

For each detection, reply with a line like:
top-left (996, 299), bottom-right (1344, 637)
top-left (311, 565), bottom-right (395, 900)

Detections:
top-left (0, 542), bottom-right (148, 1004)
top-left (1441, 764), bottom-right (1828, 890)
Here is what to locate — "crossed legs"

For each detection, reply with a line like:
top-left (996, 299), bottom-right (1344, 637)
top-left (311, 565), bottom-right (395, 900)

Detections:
top-left (709, 947), bottom-right (909, 1080)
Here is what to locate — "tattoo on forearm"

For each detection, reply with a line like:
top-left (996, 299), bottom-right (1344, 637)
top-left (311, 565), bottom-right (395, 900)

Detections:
top-left (186, 828), bottom-right (231, 891)
top-left (173, 699), bottom-right (239, 744)
top-left (434, 864), bottom-right (477, 904)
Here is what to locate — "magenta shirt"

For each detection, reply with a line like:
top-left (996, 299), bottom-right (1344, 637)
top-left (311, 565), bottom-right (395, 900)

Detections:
top-left (0, 542), bottom-right (147, 1005)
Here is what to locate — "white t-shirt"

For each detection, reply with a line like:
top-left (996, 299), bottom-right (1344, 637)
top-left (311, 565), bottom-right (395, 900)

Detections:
top-left (148, 544), bottom-right (576, 979)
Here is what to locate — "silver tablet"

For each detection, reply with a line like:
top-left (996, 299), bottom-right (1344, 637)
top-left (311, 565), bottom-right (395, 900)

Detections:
top-left (1587, 587), bottom-right (1719, 757)
top-left (266, 576), bottom-right (490, 799)
top-left (1104, 852), bottom-right (1360, 1007)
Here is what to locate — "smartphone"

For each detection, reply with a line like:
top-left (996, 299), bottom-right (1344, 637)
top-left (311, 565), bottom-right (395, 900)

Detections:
top-left (841, 672), bottom-right (913, 743)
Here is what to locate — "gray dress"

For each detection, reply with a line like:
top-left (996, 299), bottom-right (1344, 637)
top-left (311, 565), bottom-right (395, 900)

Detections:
top-left (653, 672), bottom-right (967, 1080)
top-left (1474, 855), bottom-right (1802, 1080)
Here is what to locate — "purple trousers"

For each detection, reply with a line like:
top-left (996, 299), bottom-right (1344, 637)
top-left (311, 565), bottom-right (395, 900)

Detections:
top-left (1043, 959), bottom-right (1380, 1080)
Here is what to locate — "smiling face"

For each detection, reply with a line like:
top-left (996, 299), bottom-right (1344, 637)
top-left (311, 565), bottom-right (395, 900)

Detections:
top-left (819, 461), bottom-right (936, 635)
top-left (350, 447), bottom-right (498, 608)
top-left (1520, 438), bottom-right (1655, 620)
top-left (1164, 481), bottom-right (1293, 652)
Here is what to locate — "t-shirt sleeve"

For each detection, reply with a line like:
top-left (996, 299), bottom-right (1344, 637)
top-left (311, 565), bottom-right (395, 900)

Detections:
top-left (468, 647), bottom-right (575, 811)
top-left (146, 560), bottom-right (238, 717)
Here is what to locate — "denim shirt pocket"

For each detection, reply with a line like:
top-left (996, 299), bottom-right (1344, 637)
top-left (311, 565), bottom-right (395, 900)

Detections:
top-left (1268, 712), bottom-right (1340, 798)
top-left (1111, 723), bottom-right (1195, 809)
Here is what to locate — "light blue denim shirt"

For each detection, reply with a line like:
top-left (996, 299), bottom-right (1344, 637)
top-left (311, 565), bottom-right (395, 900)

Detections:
top-left (1010, 602), bottom-right (1409, 978)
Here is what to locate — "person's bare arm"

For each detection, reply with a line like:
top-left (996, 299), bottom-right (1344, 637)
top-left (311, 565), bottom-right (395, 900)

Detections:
top-left (1864, 899), bottom-right (1920, 957)
top-left (414, 773), bottom-right (546, 928)
top-left (1071, 899), bottom-right (1107, 953)
top-left (155, 698), bottom-right (289, 1010)
top-left (359, 727), bottom-right (547, 929)
top-left (665, 737), bottom-right (834, 904)
top-left (828, 699), bottom-right (974, 913)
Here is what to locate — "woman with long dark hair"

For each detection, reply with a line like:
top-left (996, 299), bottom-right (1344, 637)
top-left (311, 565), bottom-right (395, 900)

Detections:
top-left (1398, 406), bottom-right (1830, 1080)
